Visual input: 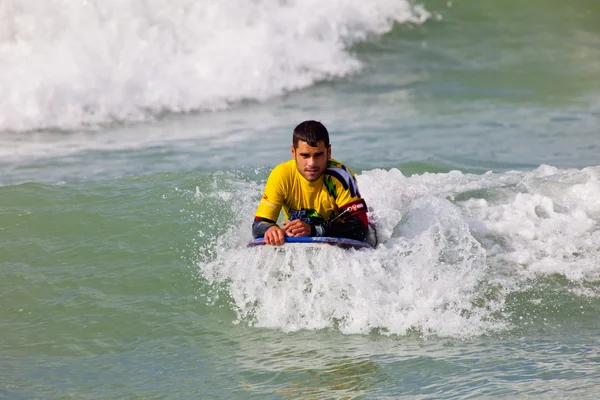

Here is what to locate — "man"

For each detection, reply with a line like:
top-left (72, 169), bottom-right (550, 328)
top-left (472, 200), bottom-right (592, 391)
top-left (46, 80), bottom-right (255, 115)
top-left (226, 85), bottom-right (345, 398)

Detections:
top-left (252, 120), bottom-right (374, 246)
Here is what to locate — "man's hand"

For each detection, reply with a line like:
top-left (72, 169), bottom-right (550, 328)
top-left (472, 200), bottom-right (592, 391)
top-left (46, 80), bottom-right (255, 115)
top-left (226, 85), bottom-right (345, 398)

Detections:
top-left (264, 225), bottom-right (286, 246)
top-left (283, 219), bottom-right (311, 237)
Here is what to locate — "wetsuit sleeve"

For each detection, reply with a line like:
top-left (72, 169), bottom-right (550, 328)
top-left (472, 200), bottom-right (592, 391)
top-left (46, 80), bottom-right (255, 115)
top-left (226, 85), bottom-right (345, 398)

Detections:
top-left (253, 165), bottom-right (285, 238)
top-left (252, 217), bottom-right (277, 238)
top-left (322, 214), bottom-right (367, 241)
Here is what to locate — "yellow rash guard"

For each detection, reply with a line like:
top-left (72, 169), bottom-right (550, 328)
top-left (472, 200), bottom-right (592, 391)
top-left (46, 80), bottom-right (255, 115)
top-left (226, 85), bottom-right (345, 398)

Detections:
top-left (254, 158), bottom-right (368, 227)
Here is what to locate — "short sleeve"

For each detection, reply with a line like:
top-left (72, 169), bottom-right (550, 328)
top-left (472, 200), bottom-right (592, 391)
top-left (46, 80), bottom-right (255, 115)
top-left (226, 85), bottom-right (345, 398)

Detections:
top-left (255, 165), bottom-right (285, 222)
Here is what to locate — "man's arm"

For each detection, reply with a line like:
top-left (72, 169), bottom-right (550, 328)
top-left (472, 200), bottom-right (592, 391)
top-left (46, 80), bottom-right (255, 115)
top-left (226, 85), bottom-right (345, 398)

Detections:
top-left (319, 161), bottom-right (369, 241)
top-left (252, 164), bottom-right (287, 244)
top-left (281, 199), bottom-right (369, 241)
top-left (320, 215), bottom-right (367, 241)
top-left (318, 199), bottom-right (368, 241)
top-left (252, 217), bottom-right (276, 238)
top-left (282, 214), bottom-right (367, 241)
top-left (253, 217), bottom-right (286, 245)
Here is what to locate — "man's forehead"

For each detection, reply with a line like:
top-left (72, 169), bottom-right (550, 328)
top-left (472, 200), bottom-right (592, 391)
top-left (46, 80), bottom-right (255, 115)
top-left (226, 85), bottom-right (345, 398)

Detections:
top-left (295, 140), bottom-right (329, 150)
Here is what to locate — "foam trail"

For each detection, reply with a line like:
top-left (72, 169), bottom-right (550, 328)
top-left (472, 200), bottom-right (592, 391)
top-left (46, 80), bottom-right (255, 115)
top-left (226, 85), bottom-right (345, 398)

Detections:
top-left (0, 0), bottom-right (429, 132)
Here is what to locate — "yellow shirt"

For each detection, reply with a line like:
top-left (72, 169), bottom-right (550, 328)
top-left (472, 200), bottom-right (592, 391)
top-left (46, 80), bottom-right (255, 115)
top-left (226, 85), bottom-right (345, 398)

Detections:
top-left (255, 158), bottom-right (363, 225)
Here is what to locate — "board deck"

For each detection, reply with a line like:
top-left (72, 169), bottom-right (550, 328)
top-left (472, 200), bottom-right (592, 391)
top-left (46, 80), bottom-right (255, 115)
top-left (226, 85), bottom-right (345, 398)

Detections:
top-left (247, 236), bottom-right (373, 249)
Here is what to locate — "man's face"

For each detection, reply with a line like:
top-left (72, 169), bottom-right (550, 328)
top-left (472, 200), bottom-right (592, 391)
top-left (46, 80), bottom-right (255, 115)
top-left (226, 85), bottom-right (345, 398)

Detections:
top-left (291, 140), bottom-right (331, 182)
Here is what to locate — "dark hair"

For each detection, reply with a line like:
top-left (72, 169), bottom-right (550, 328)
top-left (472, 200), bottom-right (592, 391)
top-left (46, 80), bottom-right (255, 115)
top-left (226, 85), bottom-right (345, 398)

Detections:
top-left (292, 120), bottom-right (330, 148)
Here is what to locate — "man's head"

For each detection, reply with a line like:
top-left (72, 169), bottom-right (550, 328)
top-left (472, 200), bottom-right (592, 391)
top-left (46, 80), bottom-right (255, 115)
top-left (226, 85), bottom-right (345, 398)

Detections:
top-left (291, 120), bottom-right (331, 182)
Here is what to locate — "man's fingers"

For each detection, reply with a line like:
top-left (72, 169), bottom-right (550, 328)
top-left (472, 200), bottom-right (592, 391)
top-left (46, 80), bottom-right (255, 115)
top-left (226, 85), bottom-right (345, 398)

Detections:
top-left (266, 227), bottom-right (285, 245)
top-left (280, 221), bottom-right (310, 238)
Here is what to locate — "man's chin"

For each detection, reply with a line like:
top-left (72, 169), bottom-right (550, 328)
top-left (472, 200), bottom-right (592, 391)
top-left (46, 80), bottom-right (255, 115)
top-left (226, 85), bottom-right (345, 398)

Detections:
top-left (303, 171), bottom-right (321, 181)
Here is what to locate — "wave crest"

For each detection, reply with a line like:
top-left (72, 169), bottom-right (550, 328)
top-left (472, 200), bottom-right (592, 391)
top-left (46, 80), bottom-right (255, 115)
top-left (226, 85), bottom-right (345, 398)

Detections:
top-left (0, 0), bottom-right (429, 132)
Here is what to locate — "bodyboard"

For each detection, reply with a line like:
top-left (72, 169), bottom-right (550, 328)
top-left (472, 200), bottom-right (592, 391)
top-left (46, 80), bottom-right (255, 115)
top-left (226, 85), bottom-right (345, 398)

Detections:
top-left (247, 236), bottom-right (373, 250)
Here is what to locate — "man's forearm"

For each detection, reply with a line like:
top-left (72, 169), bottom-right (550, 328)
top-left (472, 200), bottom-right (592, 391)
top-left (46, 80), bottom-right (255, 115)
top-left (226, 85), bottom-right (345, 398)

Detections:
top-left (314, 215), bottom-right (367, 241)
top-left (252, 217), bottom-right (277, 238)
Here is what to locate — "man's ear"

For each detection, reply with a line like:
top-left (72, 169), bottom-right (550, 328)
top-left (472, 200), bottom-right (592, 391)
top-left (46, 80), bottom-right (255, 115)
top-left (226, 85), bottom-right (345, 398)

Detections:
top-left (291, 145), bottom-right (295, 158)
top-left (327, 145), bottom-right (332, 159)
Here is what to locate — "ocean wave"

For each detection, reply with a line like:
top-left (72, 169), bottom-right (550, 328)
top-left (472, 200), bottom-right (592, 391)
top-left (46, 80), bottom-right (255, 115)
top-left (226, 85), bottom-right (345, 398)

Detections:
top-left (0, 0), bottom-right (429, 132)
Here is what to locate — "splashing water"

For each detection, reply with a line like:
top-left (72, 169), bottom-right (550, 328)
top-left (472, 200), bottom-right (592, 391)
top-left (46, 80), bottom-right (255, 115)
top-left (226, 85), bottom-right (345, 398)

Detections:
top-left (196, 166), bottom-right (600, 338)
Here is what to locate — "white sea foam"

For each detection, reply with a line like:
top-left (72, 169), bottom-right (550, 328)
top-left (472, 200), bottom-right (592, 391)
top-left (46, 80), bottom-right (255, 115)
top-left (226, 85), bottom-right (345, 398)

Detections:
top-left (0, 0), bottom-right (428, 132)
top-left (197, 165), bottom-right (600, 337)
